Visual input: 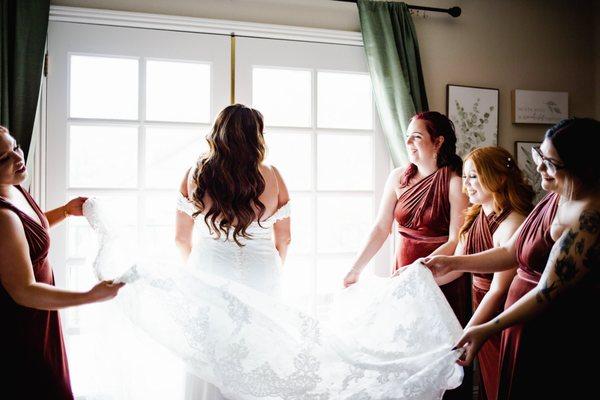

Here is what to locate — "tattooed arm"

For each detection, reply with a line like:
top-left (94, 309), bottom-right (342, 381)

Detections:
top-left (451, 209), bottom-right (599, 366)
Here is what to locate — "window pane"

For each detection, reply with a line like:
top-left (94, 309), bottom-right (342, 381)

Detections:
top-left (317, 134), bottom-right (372, 190)
top-left (253, 68), bottom-right (311, 127)
top-left (145, 127), bottom-right (208, 189)
top-left (70, 55), bottom-right (138, 120)
top-left (265, 133), bottom-right (311, 191)
top-left (146, 60), bottom-right (210, 123)
top-left (143, 194), bottom-right (180, 261)
top-left (288, 195), bottom-right (312, 255)
top-left (69, 125), bottom-right (138, 188)
top-left (317, 196), bottom-right (372, 254)
top-left (317, 72), bottom-right (372, 130)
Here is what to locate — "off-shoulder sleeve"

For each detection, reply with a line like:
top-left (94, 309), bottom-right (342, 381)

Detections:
top-left (176, 192), bottom-right (196, 217)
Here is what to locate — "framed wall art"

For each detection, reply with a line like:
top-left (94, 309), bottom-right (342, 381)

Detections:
top-left (447, 84), bottom-right (499, 157)
top-left (512, 90), bottom-right (568, 124)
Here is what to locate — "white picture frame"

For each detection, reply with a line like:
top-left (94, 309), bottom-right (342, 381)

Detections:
top-left (512, 89), bottom-right (568, 124)
top-left (447, 84), bottom-right (499, 158)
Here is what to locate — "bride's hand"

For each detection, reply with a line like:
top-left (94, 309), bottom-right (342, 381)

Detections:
top-left (421, 255), bottom-right (455, 277)
top-left (343, 269), bottom-right (361, 288)
top-left (452, 323), bottom-right (495, 366)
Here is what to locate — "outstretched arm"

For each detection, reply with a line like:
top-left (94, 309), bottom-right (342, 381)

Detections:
top-left (272, 166), bottom-right (291, 264)
top-left (175, 168), bottom-right (194, 262)
top-left (0, 210), bottom-right (123, 310)
top-left (454, 209), bottom-right (599, 365)
top-left (343, 168), bottom-right (401, 287)
top-left (45, 197), bottom-right (88, 228)
top-left (423, 221), bottom-right (523, 277)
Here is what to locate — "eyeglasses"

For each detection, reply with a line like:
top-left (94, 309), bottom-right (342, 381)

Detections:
top-left (531, 146), bottom-right (565, 175)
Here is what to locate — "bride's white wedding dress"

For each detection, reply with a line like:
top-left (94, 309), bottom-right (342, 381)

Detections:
top-left (83, 197), bottom-right (464, 400)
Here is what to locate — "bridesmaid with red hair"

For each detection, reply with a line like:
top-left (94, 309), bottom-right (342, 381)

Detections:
top-left (425, 118), bottom-right (600, 399)
top-left (343, 111), bottom-right (470, 397)
top-left (445, 147), bottom-right (534, 400)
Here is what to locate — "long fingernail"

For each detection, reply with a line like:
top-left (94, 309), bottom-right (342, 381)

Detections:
top-left (451, 346), bottom-right (457, 351)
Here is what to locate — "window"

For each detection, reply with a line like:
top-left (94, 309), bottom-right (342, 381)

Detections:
top-left (235, 37), bottom-right (391, 315)
top-left (47, 22), bottom-right (391, 399)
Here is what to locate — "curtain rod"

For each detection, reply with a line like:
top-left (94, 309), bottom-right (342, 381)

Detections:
top-left (334, 1), bottom-right (462, 18)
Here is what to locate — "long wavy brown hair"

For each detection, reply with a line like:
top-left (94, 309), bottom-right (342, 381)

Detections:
top-left (191, 104), bottom-right (266, 245)
top-left (459, 146), bottom-right (534, 237)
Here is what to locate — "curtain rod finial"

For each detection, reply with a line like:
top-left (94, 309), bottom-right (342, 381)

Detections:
top-left (448, 7), bottom-right (461, 18)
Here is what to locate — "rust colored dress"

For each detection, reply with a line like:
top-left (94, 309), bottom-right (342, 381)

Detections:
top-left (498, 191), bottom-right (598, 399)
top-left (0, 186), bottom-right (73, 399)
top-left (394, 166), bottom-right (472, 400)
top-left (464, 207), bottom-right (512, 400)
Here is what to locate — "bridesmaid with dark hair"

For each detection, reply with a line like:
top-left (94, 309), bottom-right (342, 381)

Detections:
top-left (446, 147), bottom-right (534, 400)
top-left (425, 118), bottom-right (600, 399)
top-left (0, 126), bottom-right (125, 399)
top-left (343, 111), bottom-right (470, 398)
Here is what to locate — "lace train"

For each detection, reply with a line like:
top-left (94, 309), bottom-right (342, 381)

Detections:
top-left (83, 198), bottom-right (463, 400)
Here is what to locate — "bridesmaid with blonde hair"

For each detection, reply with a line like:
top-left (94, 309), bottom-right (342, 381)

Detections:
top-left (440, 146), bottom-right (534, 400)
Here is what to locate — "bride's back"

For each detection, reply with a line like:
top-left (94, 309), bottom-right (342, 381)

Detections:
top-left (178, 105), bottom-right (290, 296)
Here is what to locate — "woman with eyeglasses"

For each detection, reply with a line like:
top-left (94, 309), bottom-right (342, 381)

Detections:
top-left (424, 118), bottom-right (600, 399)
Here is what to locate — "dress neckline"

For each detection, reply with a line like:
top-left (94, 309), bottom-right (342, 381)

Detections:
top-left (0, 185), bottom-right (45, 229)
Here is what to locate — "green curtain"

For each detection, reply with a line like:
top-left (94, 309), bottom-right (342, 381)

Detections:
top-left (357, 0), bottom-right (428, 167)
top-left (0, 0), bottom-right (50, 159)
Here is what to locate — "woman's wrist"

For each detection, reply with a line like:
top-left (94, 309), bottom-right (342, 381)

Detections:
top-left (350, 264), bottom-right (363, 273)
top-left (62, 205), bottom-right (70, 219)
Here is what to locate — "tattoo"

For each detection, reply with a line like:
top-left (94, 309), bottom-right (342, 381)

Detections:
top-left (579, 210), bottom-right (600, 234)
top-left (493, 318), bottom-right (500, 325)
top-left (583, 240), bottom-right (600, 270)
top-left (536, 280), bottom-right (559, 303)
top-left (560, 229), bottom-right (577, 253)
top-left (555, 256), bottom-right (578, 283)
top-left (575, 239), bottom-right (585, 255)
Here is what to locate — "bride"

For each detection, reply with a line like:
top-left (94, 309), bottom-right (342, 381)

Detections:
top-left (175, 105), bottom-right (290, 398)
top-left (85, 104), bottom-right (465, 400)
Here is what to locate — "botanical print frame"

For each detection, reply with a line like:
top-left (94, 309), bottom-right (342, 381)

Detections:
top-left (515, 141), bottom-right (545, 204)
top-left (446, 84), bottom-right (499, 158)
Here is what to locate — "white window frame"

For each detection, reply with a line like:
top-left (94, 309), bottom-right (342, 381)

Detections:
top-left (45, 6), bottom-right (395, 315)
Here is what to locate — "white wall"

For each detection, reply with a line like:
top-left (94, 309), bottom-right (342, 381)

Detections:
top-left (51, 0), bottom-right (599, 150)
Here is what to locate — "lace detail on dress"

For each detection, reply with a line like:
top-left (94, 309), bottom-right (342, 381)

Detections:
top-left (83, 198), bottom-right (463, 400)
top-left (177, 192), bottom-right (197, 217)
top-left (266, 201), bottom-right (291, 224)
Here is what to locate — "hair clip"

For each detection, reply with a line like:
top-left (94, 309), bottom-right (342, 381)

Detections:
top-left (506, 157), bottom-right (512, 169)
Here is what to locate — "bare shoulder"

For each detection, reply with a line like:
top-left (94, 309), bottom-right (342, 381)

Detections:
top-left (505, 210), bottom-right (527, 228)
top-left (448, 173), bottom-right (465, 196)
top-left (495, 210), bottom-right (527, 244)
top-left (387, 166), bottom-right (405, 185)
top-left (574, 201), bottom-right (600, 235)
top-left (0, 209), bottom-right (26, 244)
top-left (180, 167), bottom-right (196, 198)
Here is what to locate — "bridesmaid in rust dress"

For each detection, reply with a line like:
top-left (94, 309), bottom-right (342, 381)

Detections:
top-left (426, 118), bottom-right (600, 399)
top-left (343, 112), bottom-right (469, 398)
top-left (452, 147), bottom-right (533, 400)
top-left (0, 126), bottom-right (124, 399)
